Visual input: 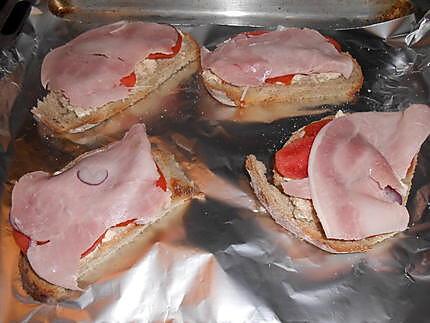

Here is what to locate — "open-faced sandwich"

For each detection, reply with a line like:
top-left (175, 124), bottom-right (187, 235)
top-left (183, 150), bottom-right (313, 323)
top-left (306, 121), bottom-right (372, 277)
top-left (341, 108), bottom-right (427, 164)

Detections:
top-left (245, 104), bottom-right (430, 253)
top-left (9, 124), bottom-right (198, 302)
top-left (201, 28), bottom-right (363, 108)
top-left (32, 21), bottom-right (200, 135)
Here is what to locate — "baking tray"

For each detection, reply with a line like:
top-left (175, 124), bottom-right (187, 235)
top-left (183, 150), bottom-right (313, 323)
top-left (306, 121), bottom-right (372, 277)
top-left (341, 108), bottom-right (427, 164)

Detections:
top-left (48, 0), bottom-right (414, 28)
top-left (1, 1), bottom-right (430, 322)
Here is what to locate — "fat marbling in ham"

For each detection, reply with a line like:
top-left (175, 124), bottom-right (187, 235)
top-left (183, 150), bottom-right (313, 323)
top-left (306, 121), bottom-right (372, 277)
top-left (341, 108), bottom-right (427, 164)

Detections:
top-left (41, 21), bottom-right (179, 109)
top-left (10, 124), bottom-right (171, 290)
top-left (282, 104), bottom-right (430, 240)
top-left (201, 28), bottom-right (354, 87)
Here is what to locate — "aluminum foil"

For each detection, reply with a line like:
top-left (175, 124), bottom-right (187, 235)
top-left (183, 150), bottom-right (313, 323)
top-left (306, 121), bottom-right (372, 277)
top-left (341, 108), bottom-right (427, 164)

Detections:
top-left (1, 5), bottom-right (430, 323)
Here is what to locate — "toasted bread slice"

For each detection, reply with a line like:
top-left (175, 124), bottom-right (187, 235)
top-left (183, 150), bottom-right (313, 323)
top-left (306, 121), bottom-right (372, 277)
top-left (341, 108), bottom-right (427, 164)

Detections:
top-left (18, 142), bottom-right (199, 303)
top-left (245, 118), bottom-right (417, 253)
top-left (32, 33), bottom-right (200, 134)
top-left (202, 55), bottom-right (363, 107)
top-left (36, 60), bottom-right (200, 154)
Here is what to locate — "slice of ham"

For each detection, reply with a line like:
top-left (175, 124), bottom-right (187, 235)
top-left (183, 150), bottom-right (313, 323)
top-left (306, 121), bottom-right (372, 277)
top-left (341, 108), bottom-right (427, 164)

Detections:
top-left (306, 104), bottom-right (430, 240)
top-left (201, 28), bottom-right (353, 87)
top-left (283, 104), bottom-right (430, 200)
top-left (281, 178), bottom-right (311, 200)
top-left (10, 124), bottom-right (171, 290)
top-left (346, 104), bottom-right (430, 180)
top-left (41, 21), bottom-right (179, 108)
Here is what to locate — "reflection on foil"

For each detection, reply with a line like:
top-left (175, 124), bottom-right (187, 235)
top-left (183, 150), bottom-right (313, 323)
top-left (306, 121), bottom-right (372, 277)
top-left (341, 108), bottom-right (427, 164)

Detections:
top-left (406, 10), bottom-right (430, 47)
top-left (0, 20), bottom-right (37, 152)
top-left (338, 13), bottom-right (416, 39)
top-left (183, 160), bottom-right (262, 212)
top-left (0, 77), bottom-right (20, 151)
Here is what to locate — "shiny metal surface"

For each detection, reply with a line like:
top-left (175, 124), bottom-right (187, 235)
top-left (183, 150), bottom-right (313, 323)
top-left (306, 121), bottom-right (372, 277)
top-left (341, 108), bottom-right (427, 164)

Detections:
top-left (407, 9), bottom-right (430, 46)
top-left (48, 0), bottom-right (413, 28)
top-left (1, 4), bottom-right (430, 323)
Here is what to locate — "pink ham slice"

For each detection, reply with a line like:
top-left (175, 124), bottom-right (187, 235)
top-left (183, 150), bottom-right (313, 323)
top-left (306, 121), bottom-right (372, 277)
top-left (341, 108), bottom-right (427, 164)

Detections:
top-left (346, 105), bottom-right (430, 180)
top-left (307, 104), bottom-right (430, 240)
top-left (281, 178), bottom-right (311, 200)
top-left (41, 21), bottom-right (179, 109)
top-left (201, 28), bottom-right (353, 87)
top-left (10, 124), bottom-right (171, 290)
top-left (282, 105), bottom-right (430, 199)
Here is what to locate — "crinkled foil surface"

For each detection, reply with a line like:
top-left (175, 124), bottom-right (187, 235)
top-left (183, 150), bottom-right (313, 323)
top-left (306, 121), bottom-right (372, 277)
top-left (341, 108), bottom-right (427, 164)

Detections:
top-left (1, 6), bottom-right (430, 323)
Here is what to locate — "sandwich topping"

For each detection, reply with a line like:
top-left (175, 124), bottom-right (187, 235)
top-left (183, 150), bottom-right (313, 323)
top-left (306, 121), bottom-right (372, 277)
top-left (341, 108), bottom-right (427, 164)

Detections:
top-left (10, 124), bottom-right (171, 290)
top-left (41, 21), bottom-right (182, 110)
top-left (276, 104), bottom-right (430, 240)
top-left (201, 28), bottom-right (353, 87)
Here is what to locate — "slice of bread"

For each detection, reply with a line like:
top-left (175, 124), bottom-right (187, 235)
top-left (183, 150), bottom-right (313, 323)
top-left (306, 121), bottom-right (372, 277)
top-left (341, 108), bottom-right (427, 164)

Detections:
top-left (17, 142), bottom-right (199, 303)
top-left (245, 118), bottom-right (417, 253)
top-left (32, 33), bottom-right (200, 135)
top-left (36, 60), bottom-right (200, 154)
top-left (202, 55), bottom-right (363, 107)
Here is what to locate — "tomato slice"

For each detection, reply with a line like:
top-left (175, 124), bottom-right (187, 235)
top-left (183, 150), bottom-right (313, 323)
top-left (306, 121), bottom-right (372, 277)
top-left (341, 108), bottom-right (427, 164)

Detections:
top-left (275, 118), bottom-right (333, 179)
top-left (120, 72), bottom-right (136, 87)
top-left (115, 218), bottom-right (137, 227)
top-left (243, 30), bottom-right (268, 37)
top-left (275, 136), bottom-right (314, 179)
top-left (265, 74), bottom-right (295, 86)
top-left (303, 119), bottom-right (333, 137)
top-left (156, 172), bottom-right (167, 191)
top-left (13, 229), bottom-right (30, 253)
top-left (324, 36), bottom-right (342, 52)
top-left (147, 32), bottom-right (182, 59)
top-left (80, 218), bottom-right (138, 258)
top-left (80, 232), bottom-right (106, 258)
top-left (12, 229), bottom-right (49, 253)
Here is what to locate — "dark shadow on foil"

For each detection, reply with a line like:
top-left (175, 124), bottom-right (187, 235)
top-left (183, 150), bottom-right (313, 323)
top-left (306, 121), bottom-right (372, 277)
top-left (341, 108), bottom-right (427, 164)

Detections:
top-left (185, 160), bottom-right (430, 323)
top-left (184, 200), bottom-right (393, 321)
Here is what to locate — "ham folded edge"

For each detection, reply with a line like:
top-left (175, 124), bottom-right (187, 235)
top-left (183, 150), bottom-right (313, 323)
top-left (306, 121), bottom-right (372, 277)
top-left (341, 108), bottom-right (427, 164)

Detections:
top-left (281, 104), bottom-right (430, 240)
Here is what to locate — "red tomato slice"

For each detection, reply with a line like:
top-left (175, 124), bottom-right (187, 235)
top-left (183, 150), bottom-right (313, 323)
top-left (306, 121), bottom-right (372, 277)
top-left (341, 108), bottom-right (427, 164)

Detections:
top-left (275, 136), bottom-right (314, 179)
top-left (13, 229), bottom-right (30, 253)
top-left (303, 119), bottom-right (333, 137)
top-left (147, 32), bottom-right (182, 59)
top-left (324, 36), bottom-right (342, 52)
top-left (81, 218), bottom-right (138, 258)
top-left (80, 233), bottom-right (106, 258)
top-left (12, 229), bottom-right (49, 253)
top-left (120, 72), bottom-right (136, 87)
top-left (156, 172), bottom-right (167, 191)
top-left (243, 30), bottom-right (268, 37)
top-left (265, 74), bottom-right (295, 85)
top-left (115, 218), bottom-right (137, 227)
top-left (275, 118), bottom-right (333, 179)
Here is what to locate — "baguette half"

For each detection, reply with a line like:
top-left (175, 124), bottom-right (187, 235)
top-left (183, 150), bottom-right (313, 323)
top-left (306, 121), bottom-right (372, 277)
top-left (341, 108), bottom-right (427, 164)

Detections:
top-left (245, 119), bottom-right (417, 253)
top-left (17, 142), bottom-right (199, 303)
top-left (202, 55), bottom-right (363, 108)
top-left (32, 33), bottom-right (200, 135)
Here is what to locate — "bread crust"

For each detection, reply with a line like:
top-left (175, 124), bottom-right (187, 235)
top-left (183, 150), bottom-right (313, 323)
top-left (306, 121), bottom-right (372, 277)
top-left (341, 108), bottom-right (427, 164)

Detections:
top-left (245, 117), bottom-right (418, 253)
top-left (17, 142), bottom-right (198, 303)
top-left (202, 54), bottom-right (363, 108)
top-left (36, 59), bottom-right (200, 154)
top-left (32, 33), bottom-right (200, 134)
